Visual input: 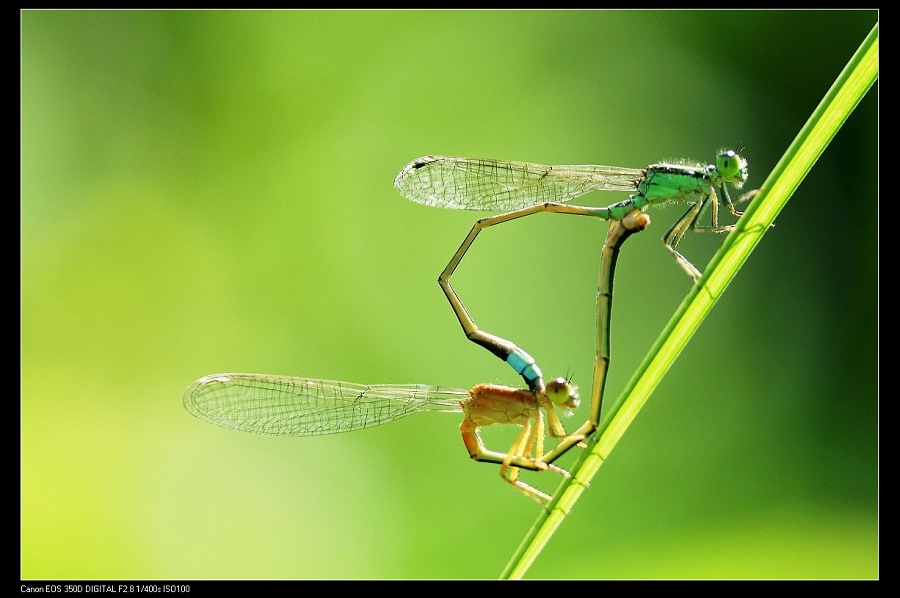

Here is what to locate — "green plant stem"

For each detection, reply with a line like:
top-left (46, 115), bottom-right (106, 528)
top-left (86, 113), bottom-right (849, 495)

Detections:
top-left (502, 21), bottom-right (878, 580)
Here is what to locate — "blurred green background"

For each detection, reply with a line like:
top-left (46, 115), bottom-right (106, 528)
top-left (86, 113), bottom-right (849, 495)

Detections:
top-left (22, 10), bottom-right (877, 579)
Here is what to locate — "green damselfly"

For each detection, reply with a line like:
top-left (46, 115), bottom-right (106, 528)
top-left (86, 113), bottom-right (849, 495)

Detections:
top-left (394, 150), bottom-right (753, 465)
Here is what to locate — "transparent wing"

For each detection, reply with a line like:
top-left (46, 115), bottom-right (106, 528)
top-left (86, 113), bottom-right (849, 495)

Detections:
top-left (394, 155), bottom-right (645, 211)
top-left (184, 373), bottom-right (466, 436)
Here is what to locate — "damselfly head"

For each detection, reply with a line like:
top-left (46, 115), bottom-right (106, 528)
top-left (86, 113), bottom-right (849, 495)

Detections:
top-left (546, 376), bottom-right (579, 412)
top-left (714, 149), bottom-right (749, 187)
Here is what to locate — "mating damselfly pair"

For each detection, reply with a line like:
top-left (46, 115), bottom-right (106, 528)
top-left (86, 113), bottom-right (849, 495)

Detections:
top-left (184, 149), bottom-right (754, 504)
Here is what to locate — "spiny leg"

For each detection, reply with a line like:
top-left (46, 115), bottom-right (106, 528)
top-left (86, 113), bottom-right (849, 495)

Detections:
top-left (499, 414), bottom-right (552, 505)
top-left (663, 200), bottom-right (706, 281)
top-left (459, 413), bottom-right (550, 472)
top-left (459, 415), bottom-right (567, 504)
top-left (721, 184), bottom-right (758, 219)
top-left (502, 411), bottom-right (574, 505)
top-left (663, 187), bottom-right (760, 282)
top-left (711, 189), bottom-right (761, 229)
top-left (460, 385), bottom-right (572, 503)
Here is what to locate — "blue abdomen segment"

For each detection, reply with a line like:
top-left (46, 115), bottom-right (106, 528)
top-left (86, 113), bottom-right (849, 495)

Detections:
top-left (471, 331), bottom-right (544, 392)
top-left (506, 348), bottom-right (543, 391)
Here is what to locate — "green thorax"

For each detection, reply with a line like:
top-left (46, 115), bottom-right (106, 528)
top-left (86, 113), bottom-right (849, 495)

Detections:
top-left (637, 163), bottom-right (712, 207)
